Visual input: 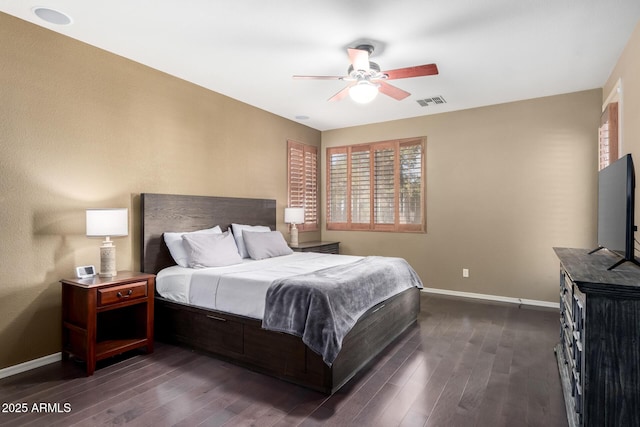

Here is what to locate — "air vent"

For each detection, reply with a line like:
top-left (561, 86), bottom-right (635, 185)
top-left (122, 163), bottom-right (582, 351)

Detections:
top-left (416, 96), bottom-right (447, 107)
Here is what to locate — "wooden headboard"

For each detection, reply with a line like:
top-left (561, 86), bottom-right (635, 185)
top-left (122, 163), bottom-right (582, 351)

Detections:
top-left (140, 193), bottom-right (277, 274)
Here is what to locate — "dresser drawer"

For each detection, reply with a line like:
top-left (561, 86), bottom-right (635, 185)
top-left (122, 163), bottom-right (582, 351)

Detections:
top-left (98, 281), bottom-right (148, 306)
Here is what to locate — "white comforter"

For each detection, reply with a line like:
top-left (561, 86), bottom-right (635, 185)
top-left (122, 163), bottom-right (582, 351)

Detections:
top-left (156, 252), bottom-right (362, 319)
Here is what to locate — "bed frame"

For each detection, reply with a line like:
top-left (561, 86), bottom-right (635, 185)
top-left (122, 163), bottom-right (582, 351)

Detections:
top-left (140, 193), bottom-right (420, 394)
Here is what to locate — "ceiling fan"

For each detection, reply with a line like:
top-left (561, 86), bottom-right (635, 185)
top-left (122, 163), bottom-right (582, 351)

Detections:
top-left (293, 44), bottom-right (439, 103)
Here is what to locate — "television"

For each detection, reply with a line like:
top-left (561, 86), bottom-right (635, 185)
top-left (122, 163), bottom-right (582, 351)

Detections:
top-left (590, 153), bottom-right (639, 270)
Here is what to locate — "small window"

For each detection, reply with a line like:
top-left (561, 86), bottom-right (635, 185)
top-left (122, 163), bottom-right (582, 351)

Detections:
top-left (287, 140), bottom-right (319, 231)
top-left (326, 137), bottom-right (425, 232)
top-left (599, 102), bottom-right (619, 170)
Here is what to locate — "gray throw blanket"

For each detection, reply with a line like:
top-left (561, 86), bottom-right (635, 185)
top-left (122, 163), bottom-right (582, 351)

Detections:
top-left (261, 256), bottom-right (423, 365)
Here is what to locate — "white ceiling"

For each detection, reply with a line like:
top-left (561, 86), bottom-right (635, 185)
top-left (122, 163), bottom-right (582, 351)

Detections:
top-left (2, 1), bottom-right (640, 131)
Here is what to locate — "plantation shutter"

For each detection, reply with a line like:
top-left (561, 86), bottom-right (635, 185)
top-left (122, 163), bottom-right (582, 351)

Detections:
top-left (327, 148), bottom-right (348, 227)
top-left (373, 143), bottom-right (396, 229)
top-left (287, 140), bottom-right (318, 231)
top-left (399, 140), bottom-right (423, 228)
top-left (326, 137), bottom-right (425, 232)
top-left (303, 148), bottom-right (318, 227)
top-left (350, 147), bottom-right (371, 227)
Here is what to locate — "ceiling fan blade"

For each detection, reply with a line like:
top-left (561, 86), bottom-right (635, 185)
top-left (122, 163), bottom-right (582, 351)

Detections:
top-left (328, 83), bottom-right (355, 102)
top-left (383, 64), bottom-right (439, 80)
top-left (293, 75), bottom-right (346, 80)
top-left (378, 81), bottom-right (411, 100)
top-left (348, 48), bottom-right (370, 72)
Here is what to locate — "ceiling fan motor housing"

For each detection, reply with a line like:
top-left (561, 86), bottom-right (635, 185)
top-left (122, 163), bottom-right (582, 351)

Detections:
top-left (354, 44), bottom-right (375, 55)
top-left (348, 61), bottom-right (381, 76)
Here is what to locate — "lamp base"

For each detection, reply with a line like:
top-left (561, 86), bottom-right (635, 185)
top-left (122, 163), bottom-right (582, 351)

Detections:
top-left (99, 240), bottom-right (117, 278)
top-left (290, 224), bottom-right (299, 247)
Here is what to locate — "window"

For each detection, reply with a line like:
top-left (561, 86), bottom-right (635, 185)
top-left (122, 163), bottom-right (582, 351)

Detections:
top-left (599, 81), bottom-right (622, 170)
top-left (288, 140), bottom-right (318, 231)
top-left (326, 137), bottom-right (425, 232)
top-left (599, 102), bottom-right (619, 170)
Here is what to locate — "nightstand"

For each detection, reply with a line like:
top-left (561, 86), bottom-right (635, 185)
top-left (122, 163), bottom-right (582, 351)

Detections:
top-left (60, 271), bottom-right (155, 375)
top-left (290, 241), bottom-right (340, 254)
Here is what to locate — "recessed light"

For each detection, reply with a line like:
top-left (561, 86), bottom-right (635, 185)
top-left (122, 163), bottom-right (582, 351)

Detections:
top-left (32, 7), bottom-right (73, 25)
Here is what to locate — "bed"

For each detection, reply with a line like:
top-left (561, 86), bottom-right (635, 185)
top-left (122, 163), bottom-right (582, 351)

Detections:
top-left (140, 192), bottom-right (421, 394)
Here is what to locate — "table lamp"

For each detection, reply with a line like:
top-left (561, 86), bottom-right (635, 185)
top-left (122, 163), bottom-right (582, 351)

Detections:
top-left (86, 208), bottom-right (128, 277)
top-left (284, 207), bottom-right (305, 247)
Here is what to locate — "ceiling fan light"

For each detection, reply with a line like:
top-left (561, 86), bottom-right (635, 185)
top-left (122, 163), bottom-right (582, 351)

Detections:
top-left (349, 81), bottom-right (379, 104)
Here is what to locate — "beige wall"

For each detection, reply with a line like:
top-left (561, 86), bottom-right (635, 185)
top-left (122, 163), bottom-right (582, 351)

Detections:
top-left (0, 13), bottom-right (320, 369)
top-left (322, 90), bottom-right (601, 303)
top-left (604, 20), bottom-right (640, 226)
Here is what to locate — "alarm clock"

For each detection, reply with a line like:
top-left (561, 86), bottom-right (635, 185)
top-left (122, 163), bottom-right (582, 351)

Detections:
top-left (75, 265), bottom-right (96, 279)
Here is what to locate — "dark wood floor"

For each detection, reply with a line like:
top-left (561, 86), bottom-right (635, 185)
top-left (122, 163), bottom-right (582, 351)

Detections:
top-left (0, 293), bottom-right (568, 427)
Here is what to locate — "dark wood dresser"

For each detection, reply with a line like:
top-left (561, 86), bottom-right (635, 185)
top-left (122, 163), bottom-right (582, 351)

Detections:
top-left (554, 247), bottom-right (640, 427)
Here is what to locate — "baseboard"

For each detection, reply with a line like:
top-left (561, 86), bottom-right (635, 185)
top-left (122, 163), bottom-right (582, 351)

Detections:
top-left (0, 352), bottom-right (62, 380)
top-left (421, 287), bottom-right (559, 309)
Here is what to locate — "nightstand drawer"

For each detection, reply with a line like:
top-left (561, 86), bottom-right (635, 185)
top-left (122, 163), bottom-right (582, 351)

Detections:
top-left (98, 281), bottom-right (148, 306)
top-left (61, 271), bottom-right (155, 375)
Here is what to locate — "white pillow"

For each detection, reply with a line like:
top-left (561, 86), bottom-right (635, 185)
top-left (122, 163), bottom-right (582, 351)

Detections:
top-left (243, 231), bottom-right (293, 260)
top-left (163, 226), bottom-right (222, 267)
top-left (181, 231), bottom-right (242, 268)
top-left (231, 223), bottom-right (270, 258)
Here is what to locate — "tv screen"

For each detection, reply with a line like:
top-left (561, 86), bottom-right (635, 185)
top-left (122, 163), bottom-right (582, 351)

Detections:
top-left (595, 153), bottom-right (638, 269)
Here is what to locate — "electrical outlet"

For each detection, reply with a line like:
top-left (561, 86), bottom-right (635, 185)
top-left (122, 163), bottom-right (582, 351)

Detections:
top-left (463, 268), bottom-right (469, 278)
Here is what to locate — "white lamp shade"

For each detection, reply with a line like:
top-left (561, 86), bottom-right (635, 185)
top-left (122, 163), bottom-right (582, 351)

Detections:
top-left (86, 208), bottom-right (128, 237)
top-left (284, 207), bottom-right (305, 225)
top-left (349, 81), bottom-right (379, 104)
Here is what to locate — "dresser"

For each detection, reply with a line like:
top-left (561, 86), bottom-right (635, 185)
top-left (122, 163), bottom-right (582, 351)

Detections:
top-left (554, 247), bottom-right (640, 427)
